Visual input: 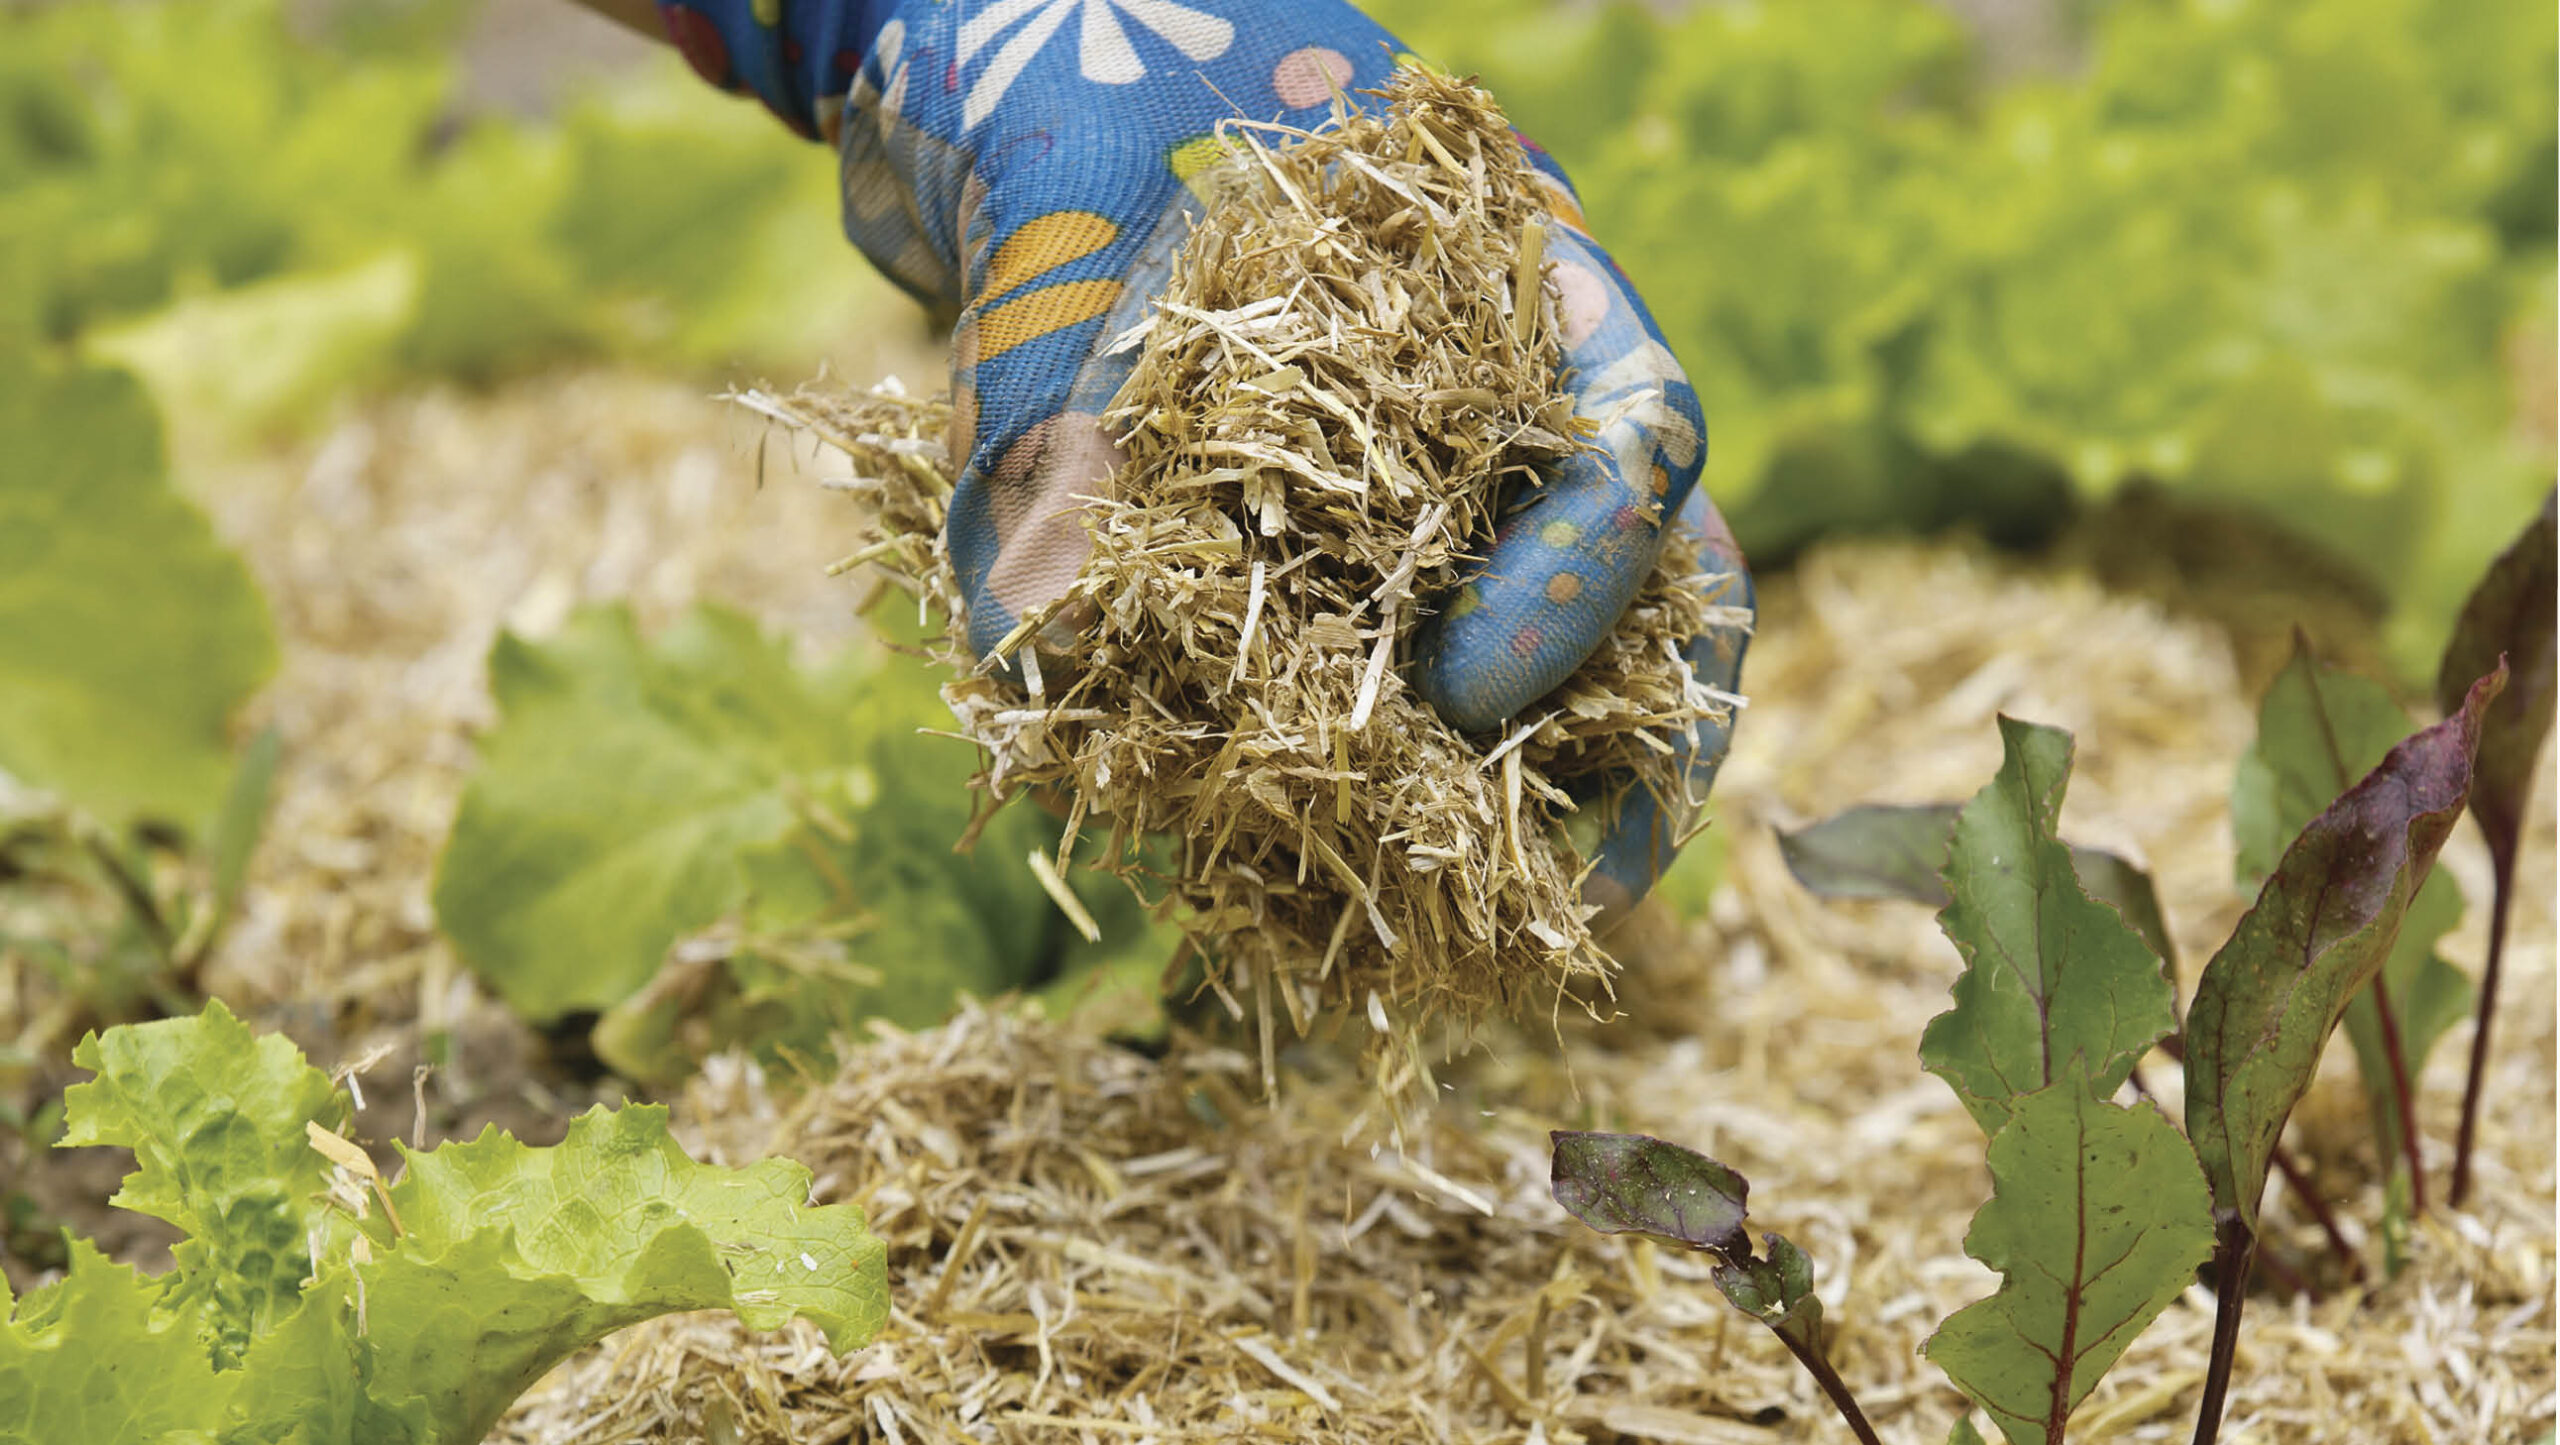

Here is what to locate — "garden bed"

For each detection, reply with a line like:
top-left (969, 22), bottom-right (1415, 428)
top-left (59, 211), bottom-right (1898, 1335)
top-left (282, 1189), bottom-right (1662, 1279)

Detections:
top-left (17, 371), bottom-right (2547, 1443)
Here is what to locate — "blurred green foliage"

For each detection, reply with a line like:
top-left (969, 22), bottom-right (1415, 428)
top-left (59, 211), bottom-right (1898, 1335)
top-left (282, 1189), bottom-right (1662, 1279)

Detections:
top-left (433, 604), bottom-right (1175, 1085)
top-left (0, 359), bottom-right (275, 832)
top-left (0, 0), bottom-right (879, 432)
top-left (1370, 0), bottom-right (2556, 669)
top-left (0, 350), bottom-right (281, 1087)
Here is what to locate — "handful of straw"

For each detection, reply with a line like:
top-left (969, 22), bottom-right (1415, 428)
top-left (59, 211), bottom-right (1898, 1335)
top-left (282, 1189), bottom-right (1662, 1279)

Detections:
top-left (751, 70), bottom-right (1742, 1065)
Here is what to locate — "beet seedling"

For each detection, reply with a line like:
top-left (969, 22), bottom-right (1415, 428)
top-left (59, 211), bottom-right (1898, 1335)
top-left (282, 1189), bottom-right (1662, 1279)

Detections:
top-left (1549, 1130), bottom-right (1882, 1445)
top-left (1563, 665), bottom-right (2506, 1441)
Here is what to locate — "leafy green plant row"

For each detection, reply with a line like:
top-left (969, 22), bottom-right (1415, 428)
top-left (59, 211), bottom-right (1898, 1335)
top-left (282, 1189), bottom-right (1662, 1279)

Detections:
top-left (1551, 497), bottom-right (2553, 1443)
top-left (1369, 0), bottom-right (2556, 670)
top-left (0, 1002), bottom-right (884, 1443)
top-left (1, 0), bottom-right (881, 432)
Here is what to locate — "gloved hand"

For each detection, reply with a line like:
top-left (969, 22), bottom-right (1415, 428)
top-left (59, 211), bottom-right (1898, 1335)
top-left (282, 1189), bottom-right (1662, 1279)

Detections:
top-left (652, 0), bottom-right (1753, 917)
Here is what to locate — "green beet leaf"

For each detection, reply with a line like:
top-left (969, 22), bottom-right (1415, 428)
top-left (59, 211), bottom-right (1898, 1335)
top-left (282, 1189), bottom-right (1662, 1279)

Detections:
top-left (1920, 719), bottom-right (2176, 1135)
top-left (0, 359), bottom-right (275, 832)
top-left (1549, 1130), bottom-right (1750, 1255)
top-left (435, 603), bottom-right (912, 1020)
top-left (1780, 802), bottom-right (2176, 966)
top-left (1708, 1229), bottom-right (1821, 1335)
top-left (2230, 636), bottom-right (2471, 1196)
top-left (2187, 668), bottom-right (2502, 1229)
top-left (1777, 804), bottom-right (1962, 905)
top-left (60, 999), bottom-right (347, 1367)
top-left (1924, 1082), bottom-right (2213, 1445)
top-left (2230, 635), bottom-right (2420, 888)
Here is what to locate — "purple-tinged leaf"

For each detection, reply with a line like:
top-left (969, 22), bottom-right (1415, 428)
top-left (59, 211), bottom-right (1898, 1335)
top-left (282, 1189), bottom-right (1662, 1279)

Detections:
top-left (2230, 634), bottom-right (2464, 1214)
top-left (1548, 1131), bottom-right (1748, 1255)
top-left (2437, 491), bottom-right (2557, 878)
top-left (2438, 490), bottom-right (2556, 1207)
top-left (2185, 666), bottom-right (2504, 1231)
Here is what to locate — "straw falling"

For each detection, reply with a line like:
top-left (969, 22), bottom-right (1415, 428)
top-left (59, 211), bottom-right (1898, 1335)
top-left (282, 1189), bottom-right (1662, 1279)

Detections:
top-left (746, 70), bottom-right (1741, 1077)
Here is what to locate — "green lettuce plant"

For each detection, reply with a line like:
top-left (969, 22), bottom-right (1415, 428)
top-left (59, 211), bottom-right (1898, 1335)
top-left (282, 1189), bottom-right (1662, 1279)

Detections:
top-left (0, 354), bottom-right (280, 1118)
top-left (433, 603), bottom-right (1177, 1085)
top-left (0, 1001), bottom-right (885, 1444)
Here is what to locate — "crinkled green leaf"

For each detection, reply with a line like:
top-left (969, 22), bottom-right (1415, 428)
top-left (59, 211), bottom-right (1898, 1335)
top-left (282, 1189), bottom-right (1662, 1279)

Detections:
top-left (25, 1008), bottom-right (888, 1444)
top-left (0, 1238), bottom-right (231, 1444)
top-left (2187, 670), bottom-right (2502, 1228)
top-left (1367, 0), bottom-right (2555, 647)
top-left (1921, 719), bottom-right (2176, 1134)
top-left (0, 359), bottom-right (275, 830)
top-left (1925, 1083), bottom-right (2214, 1445)
top-left (350, 1105), bottom-right (885, 1443)
top-left (1780, 802), bottom-right (2176, 964)
top-left (82, 251), bottom-right (419, 434)
top-left (1, 3), bottom-right (880, 409)
top-left (60, 999), bottom-right (345, 1367)
top-left (1548, 1130), bottom-right (1750, 1256)
top-left (445, 602), bottom-right (1166, 1074)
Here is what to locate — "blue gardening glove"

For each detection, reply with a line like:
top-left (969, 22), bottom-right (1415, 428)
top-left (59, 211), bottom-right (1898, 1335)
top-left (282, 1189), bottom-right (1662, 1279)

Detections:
top-left (655, 0), bottom-right (1753, 917)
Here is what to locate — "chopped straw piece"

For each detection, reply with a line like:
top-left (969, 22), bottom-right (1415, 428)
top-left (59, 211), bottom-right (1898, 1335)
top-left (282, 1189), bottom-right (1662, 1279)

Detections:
top-left (756, 70), bottom-right (1739, 1051)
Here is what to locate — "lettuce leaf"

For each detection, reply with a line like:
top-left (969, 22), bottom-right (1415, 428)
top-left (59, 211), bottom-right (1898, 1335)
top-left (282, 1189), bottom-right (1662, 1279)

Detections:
top-left (3, 1007), bottom-right (888, 1445)
top-left (0, 359), bottom-right (275, 831)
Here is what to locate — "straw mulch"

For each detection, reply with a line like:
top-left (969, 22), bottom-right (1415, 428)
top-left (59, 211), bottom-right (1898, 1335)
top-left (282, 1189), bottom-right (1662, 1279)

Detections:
top-left (750, 71), bottom-right (1741, 1075)
top-left (495, 539), bottom-right (2557, 1445)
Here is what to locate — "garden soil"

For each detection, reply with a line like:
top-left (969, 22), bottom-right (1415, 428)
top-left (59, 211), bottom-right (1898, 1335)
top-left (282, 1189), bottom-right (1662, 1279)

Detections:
top-left (16, 364), bottom-right (2548, 1441)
